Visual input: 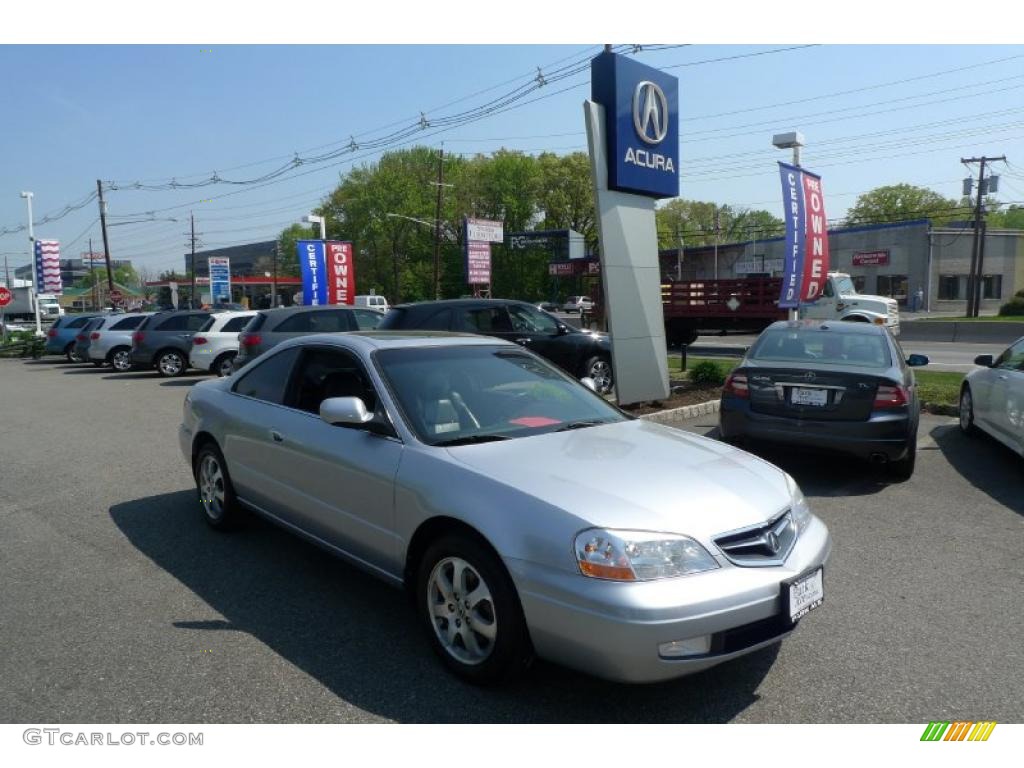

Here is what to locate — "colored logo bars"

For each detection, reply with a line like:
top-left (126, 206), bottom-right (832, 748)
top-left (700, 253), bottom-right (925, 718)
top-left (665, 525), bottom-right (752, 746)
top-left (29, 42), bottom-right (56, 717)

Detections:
top-left (777, 162), bottom-right (830, 309)
top-left (35, 239), bottom-right (63, 294)
top-left (920, 721), bottom-right (997, 742)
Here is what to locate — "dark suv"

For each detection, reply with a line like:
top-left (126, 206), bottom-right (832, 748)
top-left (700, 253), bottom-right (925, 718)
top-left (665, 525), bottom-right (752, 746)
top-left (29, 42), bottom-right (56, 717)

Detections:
top-left (130, 310), bottom-right (214, 376)
top-left (379, 299), bottom-right (615, 393)
top-left (233, 305), bottom-right (383, 371)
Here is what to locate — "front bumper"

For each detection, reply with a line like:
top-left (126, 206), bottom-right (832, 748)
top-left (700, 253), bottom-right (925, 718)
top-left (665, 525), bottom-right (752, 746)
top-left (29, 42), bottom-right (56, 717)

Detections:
top-left (507, 517), bottom-right (831, 683)
top-left (719, 397), bottom-right (914, 462)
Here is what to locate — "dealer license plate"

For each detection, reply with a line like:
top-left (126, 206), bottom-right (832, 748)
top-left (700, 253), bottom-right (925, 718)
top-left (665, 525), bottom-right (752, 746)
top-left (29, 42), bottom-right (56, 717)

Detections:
top-left (791, 387), bottom-right (828, 406)
top-left (786, 567), bottom-right (824, 622)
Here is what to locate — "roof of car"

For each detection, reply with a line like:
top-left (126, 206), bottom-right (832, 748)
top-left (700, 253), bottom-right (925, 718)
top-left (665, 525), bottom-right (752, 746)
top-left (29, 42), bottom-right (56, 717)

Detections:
top-left (391, 298), bottom-right (527, 311)
top-left (275, 330), bottom-right (514, 353)
top-left (763, 320), bottom-right (889, 335)
top-left (257, 305), bottom-right (358, 317)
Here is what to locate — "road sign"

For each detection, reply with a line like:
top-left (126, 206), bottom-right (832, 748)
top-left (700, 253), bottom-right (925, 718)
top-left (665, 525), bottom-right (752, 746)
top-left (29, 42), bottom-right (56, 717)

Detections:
top-left (109, 289), bottom-right (124, 304)
top-left (0, 286), bottom-right (12, 307)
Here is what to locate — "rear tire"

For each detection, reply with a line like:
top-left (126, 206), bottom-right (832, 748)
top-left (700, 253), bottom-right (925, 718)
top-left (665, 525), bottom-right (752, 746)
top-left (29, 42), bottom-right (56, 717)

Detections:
top-left (415, 532), bottom-right (532, 685)
top-left (64, 343), bottom-right (81, 363)
top-left (584, 355), bottom-right (614, 395)
top-left (193, 443), bottom-right (243, 530)
top-left (212, 352), bottom-right (236, 378)
top-left (959, 386), bottom-right (978, 436)
top-left (156, 349), bottom-right (186, 377)
top-left (887, 438), bottom-right (917, 481)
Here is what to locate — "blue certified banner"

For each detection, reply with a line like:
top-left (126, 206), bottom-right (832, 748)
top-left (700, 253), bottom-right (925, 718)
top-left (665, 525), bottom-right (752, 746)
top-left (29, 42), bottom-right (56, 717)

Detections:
top-left (297, 240), bottom-right (328, 306)
top-left (777, 162), bottom-right (831, 308)
top-left (591, 52), bottom-right (679, 198)
top-left (778, 163), bottom-right (806, 309)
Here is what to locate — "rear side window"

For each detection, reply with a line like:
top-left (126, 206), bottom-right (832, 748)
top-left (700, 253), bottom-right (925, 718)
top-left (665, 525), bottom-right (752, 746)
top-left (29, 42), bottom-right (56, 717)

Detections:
top-left (377, 308), bottom-right (406, 329)
top-left (232, 347), bottom-right (301, 404)
top-left (456, 307), bottom-right (513, 333)
top-left (243, 313), bottom-right (267, 333)
top-left (137, 316), bottom-right (154, 330)
top-left (84, 318), bottom-right (104, 331)
top-left (155, 315), bottom-right (189, 331)
top-left (111, 315), bottom-right (146, 331)
top-left (197, 317), bottom-right (217, 333)
top-left (275, 310), bottom-right (351, 333)
top-left (68, 317), bottom-right (92, 329)
top-left (222, 315), bottom-right (253, 333)
top-left (186, 314), bottom-right (210, 331)
top-left (352, 309), bottom-right (383, 330)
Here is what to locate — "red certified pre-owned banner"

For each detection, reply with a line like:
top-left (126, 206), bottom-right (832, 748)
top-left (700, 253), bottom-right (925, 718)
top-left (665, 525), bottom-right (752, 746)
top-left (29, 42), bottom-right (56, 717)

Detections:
top-left (799, 172), bottom-right (830, 302)
top-left (325, 241), bottom-right (355, 305)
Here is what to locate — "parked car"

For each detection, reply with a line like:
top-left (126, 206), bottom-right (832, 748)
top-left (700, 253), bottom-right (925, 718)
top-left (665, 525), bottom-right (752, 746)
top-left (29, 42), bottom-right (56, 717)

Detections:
top-left (379, 299), bottom-right (615, 394)
top-left (959, 335), bottom-right (1024, 457)
top-left (44, 313), bottom-right (103, 361)
top-left (719, 321), bottom-right (928, 479)
top-left (130, 310), bottom-right (214, 377)
top-left (189, 311), bottom-right (256, 377)
top-left (180, 332), bottom-right (831, 684)
top-left (535, 301), bottom-right (560, 313)
top-left (354, 294), bottom-right (389, 312)
top-left (232, 305), bottom-right (383, 370)
top-left (86, 312), bottom-right (153, 371)
top-left (562, 295), bottom-right (594, 314)
top-left (72, 317), bottom-right (105, 364)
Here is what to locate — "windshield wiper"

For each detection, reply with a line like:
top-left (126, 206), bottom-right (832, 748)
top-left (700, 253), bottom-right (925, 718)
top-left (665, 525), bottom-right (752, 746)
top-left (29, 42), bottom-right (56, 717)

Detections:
top-left (434, 434), bottom-right (511, 447)
top-left (553, 420), bottom-right (608, 432)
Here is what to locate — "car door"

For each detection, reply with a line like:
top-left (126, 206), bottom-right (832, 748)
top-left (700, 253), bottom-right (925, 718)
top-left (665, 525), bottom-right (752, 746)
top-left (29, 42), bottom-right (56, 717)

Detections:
top-left (506, 303), bottom-right (576, 372)
top-left (985, 340), bottom-right (1024, 451)
top-left (272, 345), bottom-right (403, 573)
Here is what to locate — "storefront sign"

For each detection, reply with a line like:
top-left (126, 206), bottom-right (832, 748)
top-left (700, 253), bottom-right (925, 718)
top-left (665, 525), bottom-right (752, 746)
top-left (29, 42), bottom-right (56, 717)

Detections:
top-left (852, 250), bottom-right (890, 267)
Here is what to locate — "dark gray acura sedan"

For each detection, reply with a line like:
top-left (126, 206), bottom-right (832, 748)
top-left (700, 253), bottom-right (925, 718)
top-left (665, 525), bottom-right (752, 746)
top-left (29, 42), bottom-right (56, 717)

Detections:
top-left (719, 321), bottom-right (929, 479)
top-left (180, 332), bottom-right (831, 685)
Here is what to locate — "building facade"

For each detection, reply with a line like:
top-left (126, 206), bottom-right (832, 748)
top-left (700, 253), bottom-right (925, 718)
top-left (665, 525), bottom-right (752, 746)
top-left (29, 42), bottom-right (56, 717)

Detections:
top-left (182, 241), bottom-right (277, 278)
top-left (659, 219), bottom-right (1024, 313)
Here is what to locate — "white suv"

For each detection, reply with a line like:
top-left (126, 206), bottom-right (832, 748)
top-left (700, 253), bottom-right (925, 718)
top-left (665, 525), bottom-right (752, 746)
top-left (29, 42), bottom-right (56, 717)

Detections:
top-left (189, 310), bottom-right (256, 377)
top-left (354, 294), bottom-right (389, 312)
top-left (562, 296), bottom-right (594, 313)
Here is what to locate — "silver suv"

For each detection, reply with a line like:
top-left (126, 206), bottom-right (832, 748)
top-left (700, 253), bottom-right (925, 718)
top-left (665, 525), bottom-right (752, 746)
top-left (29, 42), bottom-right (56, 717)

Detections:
top-left (86, 312), bottom-right (152, 371)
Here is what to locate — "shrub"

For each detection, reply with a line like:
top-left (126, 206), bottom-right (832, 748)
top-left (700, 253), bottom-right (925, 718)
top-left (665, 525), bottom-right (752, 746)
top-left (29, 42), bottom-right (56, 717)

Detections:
top-left (998, 297), bottom-right (1024, 316)
top-left (689, 360), bottom-right (726, 386)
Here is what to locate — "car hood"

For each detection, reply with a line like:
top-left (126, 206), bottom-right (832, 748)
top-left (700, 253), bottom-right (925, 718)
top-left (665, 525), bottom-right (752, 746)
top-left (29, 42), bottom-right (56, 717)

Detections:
top-left (445, 419), bottom-right (791, 541)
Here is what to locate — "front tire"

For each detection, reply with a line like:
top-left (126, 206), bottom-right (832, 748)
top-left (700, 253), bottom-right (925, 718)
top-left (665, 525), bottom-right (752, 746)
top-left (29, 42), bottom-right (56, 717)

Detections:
top-left (416, 533), bottom-right (532, 685)
top-left (584, 355), bottom-right (614, 395)
top-left (193, 443), bottom-right (243, 530)
top-left (156, 349), bottom-right (186, 377)
top-left (959, 386), bottom-right (978, 436)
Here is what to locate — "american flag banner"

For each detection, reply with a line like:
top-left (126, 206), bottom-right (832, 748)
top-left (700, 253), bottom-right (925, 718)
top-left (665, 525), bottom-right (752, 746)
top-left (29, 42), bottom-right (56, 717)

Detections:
top-left (34, 240), bottom-right (63, 295)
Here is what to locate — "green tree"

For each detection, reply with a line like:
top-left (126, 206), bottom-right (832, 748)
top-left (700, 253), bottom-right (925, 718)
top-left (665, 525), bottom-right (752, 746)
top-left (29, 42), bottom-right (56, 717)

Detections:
top-left (656, 200), bottom-right (782, 250)
top-left (845, 184), bottom-right (960, 226)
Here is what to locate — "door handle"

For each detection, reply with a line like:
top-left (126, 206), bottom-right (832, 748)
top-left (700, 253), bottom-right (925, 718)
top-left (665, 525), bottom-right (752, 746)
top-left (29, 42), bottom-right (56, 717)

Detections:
top-left (270, 430), bottom-right (284, 443)
top-left (998, 375), bottom-right (1009, 380)
top-left (515, 337), bottom-right (532, 344)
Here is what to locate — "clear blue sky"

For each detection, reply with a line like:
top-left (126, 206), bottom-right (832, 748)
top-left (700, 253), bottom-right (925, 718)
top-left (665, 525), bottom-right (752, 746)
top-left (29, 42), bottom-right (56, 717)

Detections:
top-left (1, 44), bottom-right (1022, 275)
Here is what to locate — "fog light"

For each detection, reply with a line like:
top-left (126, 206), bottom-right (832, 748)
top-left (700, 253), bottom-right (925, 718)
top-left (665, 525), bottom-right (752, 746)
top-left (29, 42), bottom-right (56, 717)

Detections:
top-left (658, 635), bottom-right (711, 658)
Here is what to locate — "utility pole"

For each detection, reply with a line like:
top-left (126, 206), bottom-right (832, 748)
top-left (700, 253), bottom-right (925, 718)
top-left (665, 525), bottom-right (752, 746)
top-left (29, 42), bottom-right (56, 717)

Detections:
top-left (189, 212), bottom-right (197, 309)
top-left (272, 240), bottom-right (279, 308)
top-left (675, 220), bottom-right (683, 281)
top-left (432, 147), bottom-right (445, 300)
top-left (962, 155), bottom-right (1006, 317)
top-left (96, 180), bottom-right (115, 298)
top-left (713, 208), bottom-right (721, 279)
top-left (88, 237), bottom-right (98, 311)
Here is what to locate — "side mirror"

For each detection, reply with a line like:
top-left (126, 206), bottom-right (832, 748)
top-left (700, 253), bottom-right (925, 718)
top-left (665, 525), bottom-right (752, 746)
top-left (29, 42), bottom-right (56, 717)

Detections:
top-left (557, 324), bottom-right (569, 335)
top-left (906, 354), bottom-right (929, 367)
top-left (580, 377), bottom-right (598, 392)
top-left (320, 396), bottom-right (374, 426)
top-left (973, 354), bottom-right (995, 367)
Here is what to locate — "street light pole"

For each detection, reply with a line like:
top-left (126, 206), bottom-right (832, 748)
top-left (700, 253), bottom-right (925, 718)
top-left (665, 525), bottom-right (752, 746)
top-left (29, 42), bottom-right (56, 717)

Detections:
top-left (20, 191), bottom-right (42, 337)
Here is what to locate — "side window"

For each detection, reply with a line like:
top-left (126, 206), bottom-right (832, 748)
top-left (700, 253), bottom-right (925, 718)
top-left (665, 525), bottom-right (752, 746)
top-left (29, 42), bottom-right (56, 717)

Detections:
top-left (458, 307), bottom-right (513, 333)
top-left (508, 305), bottom-right (558, 335)
top-left (186, 314), bottom-right (210, 331)
top-left (995, 341), bottom-right (1024, 371)
top-left (415, 308), bottom-right (453, 330)
top-left (274, 313), bottom-right (314, 333)
top-left (288, 348), bottom-right (379, 415)
top-left (309, 311), bottom-right (351, 332)
top-left (352, 309), bottom-right (383, 330)
top-left (232, 347), bottom-right (301, 404)
top-left (197, 317), bottom-right (217, 333)
top-left (111, 315), bottom-right (146, 331)
top-left (68, 317), bottom-right (91, 329)
top-left (222, 316), bottom-right (253, 333)
top-left (155, 315), bottom-right (189, 331)
top-left (823, 281), bottom-right (834, 298)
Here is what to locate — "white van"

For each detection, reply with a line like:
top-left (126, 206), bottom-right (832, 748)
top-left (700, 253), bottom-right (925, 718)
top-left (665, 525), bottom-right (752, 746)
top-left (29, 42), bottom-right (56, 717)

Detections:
top-left (354, 295), bottom-right (389, 312)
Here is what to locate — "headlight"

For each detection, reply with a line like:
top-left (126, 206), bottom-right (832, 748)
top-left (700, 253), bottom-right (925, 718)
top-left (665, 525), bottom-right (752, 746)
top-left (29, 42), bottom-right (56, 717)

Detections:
top-left (785, 473), bottom-right (812, 533)
top-left (574, 529), bottom-right (719, 581)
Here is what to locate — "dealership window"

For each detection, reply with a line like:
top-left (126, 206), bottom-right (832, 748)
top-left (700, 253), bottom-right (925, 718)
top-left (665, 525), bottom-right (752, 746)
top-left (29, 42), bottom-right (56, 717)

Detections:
top-left (876, 275), bottom-right (908, 304)
top-left (938, 275), bottom-right (962, 300)
top-left (982, 275), bottom-right (1003, 299)
top-left (852, 276), bottom-right (867, 293)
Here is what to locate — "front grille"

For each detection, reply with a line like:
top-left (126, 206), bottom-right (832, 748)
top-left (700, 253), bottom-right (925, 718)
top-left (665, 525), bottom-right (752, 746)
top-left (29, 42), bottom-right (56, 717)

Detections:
top-left (713, 510), bottom-right (796, 567)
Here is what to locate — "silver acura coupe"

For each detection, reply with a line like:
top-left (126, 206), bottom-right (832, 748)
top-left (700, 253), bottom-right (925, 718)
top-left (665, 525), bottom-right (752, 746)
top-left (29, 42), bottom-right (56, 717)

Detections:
top-left (180, 332), bottom-right (831, 684)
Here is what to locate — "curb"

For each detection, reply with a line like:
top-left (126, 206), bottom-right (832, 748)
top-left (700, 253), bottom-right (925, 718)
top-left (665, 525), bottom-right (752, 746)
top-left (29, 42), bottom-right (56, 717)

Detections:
top-left (640, 399), bottom-right (720, 426)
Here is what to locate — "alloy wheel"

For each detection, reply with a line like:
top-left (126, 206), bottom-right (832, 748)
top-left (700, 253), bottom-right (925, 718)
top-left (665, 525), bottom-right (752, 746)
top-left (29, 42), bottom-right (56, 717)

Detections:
top-left (426, 556), bottom-right (497, 666)
top-left (959, 389), bottom-right (973, 432)
top-left (198, 454), bottom-right (226, 522)
top-left (588, 358), bottom-right (613, 394)
top-left (111, 349), bottom-right (132, 372)
top-left (217, 355), bottom-right (235, 377)
top-left (159, 352), bottom-right (183, 376)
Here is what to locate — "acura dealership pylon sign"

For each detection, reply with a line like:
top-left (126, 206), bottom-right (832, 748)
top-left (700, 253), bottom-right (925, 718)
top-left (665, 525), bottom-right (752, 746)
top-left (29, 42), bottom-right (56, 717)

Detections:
top-left (591, 52), bottom-right (679, 198)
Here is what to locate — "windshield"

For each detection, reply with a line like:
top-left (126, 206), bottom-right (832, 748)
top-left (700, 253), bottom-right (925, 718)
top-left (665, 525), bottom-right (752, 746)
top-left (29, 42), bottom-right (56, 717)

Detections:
top-left (834, 275), bottom-right (857, 296)
top-left (750, 329), bottom-right (891, 369)
top-left (376, 345), bottom-right (626, 445)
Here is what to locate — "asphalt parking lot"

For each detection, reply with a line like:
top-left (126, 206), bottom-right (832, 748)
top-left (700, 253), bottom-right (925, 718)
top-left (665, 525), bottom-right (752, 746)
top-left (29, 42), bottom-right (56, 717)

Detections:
top-left (1, 357), bottom-right (1021, 723)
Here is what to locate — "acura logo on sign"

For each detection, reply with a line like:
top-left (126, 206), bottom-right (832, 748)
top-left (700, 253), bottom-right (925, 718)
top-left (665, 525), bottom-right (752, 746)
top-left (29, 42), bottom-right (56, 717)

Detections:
top-left (633, 81), bottom-right (669, 144)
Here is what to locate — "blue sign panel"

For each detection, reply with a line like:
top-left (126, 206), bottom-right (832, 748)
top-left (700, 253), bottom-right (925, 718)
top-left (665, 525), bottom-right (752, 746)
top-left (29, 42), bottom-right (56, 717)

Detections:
top-left (297, 240), bottom-right (328, 306)
top-left (591, 52), bottom-right (679, 198)
top-left (208, 257), bottom-right (231, 305)
top-left (778, 162), bottom-right (807, 309)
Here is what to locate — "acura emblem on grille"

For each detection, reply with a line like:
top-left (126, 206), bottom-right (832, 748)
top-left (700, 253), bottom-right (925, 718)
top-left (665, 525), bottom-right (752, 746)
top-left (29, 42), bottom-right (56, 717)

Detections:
top-left (803, 371), bottom-right (816, 381)
top-left (765, 532), bottom-right (780, 554)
